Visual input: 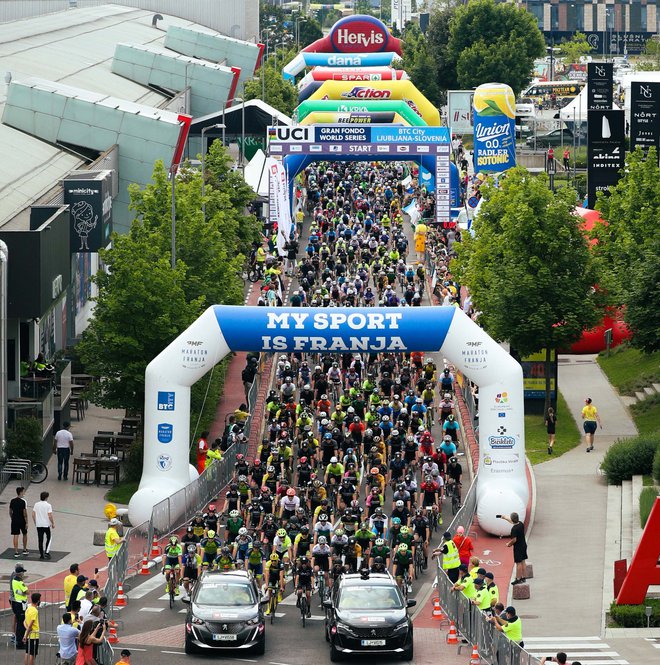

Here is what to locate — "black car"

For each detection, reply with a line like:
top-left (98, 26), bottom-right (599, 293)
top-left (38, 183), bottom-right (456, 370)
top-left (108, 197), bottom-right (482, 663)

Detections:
top-left (183, 570), bottom-right (266, 655)
top-left (525, 127), bottom-right (574, 148)
top-left (323, 571), bottom-right (415, 661)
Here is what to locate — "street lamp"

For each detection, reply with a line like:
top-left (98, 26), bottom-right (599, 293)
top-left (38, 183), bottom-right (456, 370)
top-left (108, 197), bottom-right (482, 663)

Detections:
top-left (201, 123), bottom-right (225, 220)
top-left (295, 16), bottom-right (307, 50)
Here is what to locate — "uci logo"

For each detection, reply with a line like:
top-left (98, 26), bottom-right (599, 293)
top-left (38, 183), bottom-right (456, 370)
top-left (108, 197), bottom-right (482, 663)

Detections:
top-left (270, 126), bottom-right (312, 142)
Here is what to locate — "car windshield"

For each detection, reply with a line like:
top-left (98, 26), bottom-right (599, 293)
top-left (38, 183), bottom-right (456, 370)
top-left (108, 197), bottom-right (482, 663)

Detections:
top-left (195, 582), bottom-right (256, 606)
top-left (337, 585), bottom-right (403, 610)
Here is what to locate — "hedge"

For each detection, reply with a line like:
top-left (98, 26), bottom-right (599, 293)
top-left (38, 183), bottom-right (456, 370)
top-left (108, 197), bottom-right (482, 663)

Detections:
top-left (653, 446), bottom-right (660, 485)
top-left (610, 598), bottom-right (660, 628)
top-left (640, 486), bottom-right (659, 528)
top-left (600, 433), bottom-right (660, 485)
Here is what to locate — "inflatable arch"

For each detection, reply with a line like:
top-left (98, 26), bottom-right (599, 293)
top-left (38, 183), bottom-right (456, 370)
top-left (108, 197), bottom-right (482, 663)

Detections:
top-left (129, 306), bottom-right (527, 537)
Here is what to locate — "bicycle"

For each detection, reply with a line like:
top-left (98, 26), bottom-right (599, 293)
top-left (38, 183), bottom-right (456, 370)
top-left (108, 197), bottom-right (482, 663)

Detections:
top-left (413, 545), bottom-right (425, 580)
top-left (315, 569), bottom-right (327, 604)
top-left (424, 405), bottom-right (435, 429)
top-left (298, 589), bottom-right (309, 627)
top-left (428, 504), bottom-right (441, 533)
top-left (447, 481), bottom-right (462, 515)
top-left (30, 462), bottom-right (48, 483)
top-left (164, 568), bottom-right (178, 608)
top-left (267, 585), bottom-right (280, 624)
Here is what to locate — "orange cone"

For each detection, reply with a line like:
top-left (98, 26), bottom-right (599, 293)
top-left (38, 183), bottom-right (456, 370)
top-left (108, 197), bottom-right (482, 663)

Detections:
top-left (446, 620), bottom-right (458, 644)
top-left (150, 535), bottom-right (160, 558)
top-left (432, 597), bottom-right (445, 620)
top-left (107, 621), bottom-right (119, 644)
top-left (470, 644), bottom-right (480, 665)
top-left (115, 583), bottom-right (127, 607)
top-left (139, 552), bottom-right (150, 575)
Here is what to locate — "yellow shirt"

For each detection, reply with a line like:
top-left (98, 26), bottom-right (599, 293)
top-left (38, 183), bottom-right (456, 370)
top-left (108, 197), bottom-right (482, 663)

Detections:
top-left (582, 404), bottom-right (598, 420)
top-left (25, 605), bottom-right (39, 639)
top-left (63, 574), bottom-right (77, 605)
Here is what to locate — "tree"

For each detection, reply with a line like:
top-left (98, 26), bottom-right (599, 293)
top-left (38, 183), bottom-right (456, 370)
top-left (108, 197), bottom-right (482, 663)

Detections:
top-left (636, 37), bottom-right (660, 71)
top-left (446, 0), bottom-right (545, 95)
top-left (592, 148), bottom-right (660, 352)
top-left (401, 25), bottom-right (441, 107)
top-left (426, 6), bottom-right (458, 98)
top-left (558, 31), bottom-right (594, 64)
top-left (246, 50), bottom-right (299, 116)
top-left (297, 18), bottom-right (323, 49)
top-left (453, 168), bottom-right (600, 411)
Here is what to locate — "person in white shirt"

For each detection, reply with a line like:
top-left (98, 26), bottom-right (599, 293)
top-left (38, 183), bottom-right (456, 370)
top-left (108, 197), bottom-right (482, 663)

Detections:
top-left (56, 612), bottom-right (80, 665)
top-left (32, 492), bottom-right (54, 559)
top-left (53, 421), bottom-right (74, 481)
top-left (79, 590), bottom-right (94, 622)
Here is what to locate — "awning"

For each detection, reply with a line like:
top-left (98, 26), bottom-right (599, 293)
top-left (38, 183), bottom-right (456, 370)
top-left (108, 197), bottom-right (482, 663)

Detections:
top-left (190, 99), bottom-right (291, 137)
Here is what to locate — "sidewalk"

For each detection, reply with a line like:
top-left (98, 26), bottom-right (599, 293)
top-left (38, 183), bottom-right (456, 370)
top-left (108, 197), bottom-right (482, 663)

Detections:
top-left (0, 404), bottom-right (126, 585)
top-left (522, 353), bottom-right (637, 638)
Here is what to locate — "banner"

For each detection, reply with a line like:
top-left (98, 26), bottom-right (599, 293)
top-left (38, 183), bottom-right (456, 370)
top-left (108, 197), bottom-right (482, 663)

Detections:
top-left (300, 66), bottom-right (407, 88)
top-left (267, 160), bottom-right (292, 257)
top-left (303, 15), bottom-right (402, 56)
top-left (300, 111), bottom-right (406, 126)
top-left (472, 83), bottom-right (516, 173)
top-left (630, 81), bottom-right (660, 159)
top-left (391, 0), bottom-right (412, 30)
top-left (587, 63), bottom-right (613, 110)
top-left (296, 99), bottom-right (428, 126)
top-left (283, 51), bottom-right (399, 82)
top-left (447, 90), bottom-right (474, 135)
top-left (307, 79), bottom-right (441, 126)
top-left (587, 109), bottom-right (625, 209)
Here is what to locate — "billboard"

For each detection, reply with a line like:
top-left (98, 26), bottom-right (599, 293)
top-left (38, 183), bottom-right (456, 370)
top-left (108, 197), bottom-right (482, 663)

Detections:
top-left (587, 109), bottom-right (625, 209)
top-left (472, 83), bottom-right (516, 173)
top-left (283, 51), bottom-right (400, 82)
top-left (630, 81), bottom-right (660, 159)
top-left (587, 63), bottom-right (613, 110)
top-left (296, 99), bottom-right (428, 126)
top-left (300, 111), bottom-right (408, 126)
top-left (447, 90), bottom-right (474, 135)
top-left (306, 80), bottom-right (441, 126)
top-left (391, 0), bottom-right (412, 30)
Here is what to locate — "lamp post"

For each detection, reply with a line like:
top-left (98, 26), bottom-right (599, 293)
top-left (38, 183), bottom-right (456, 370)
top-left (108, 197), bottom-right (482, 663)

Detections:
top-left (295, 16), bottom-right (307, 50)
top-left (201, 123), bottom-right (224, 220)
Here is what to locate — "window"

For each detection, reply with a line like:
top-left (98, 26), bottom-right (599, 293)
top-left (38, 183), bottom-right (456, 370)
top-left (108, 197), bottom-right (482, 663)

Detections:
top-left (551, 5), bottom-right (559, 30)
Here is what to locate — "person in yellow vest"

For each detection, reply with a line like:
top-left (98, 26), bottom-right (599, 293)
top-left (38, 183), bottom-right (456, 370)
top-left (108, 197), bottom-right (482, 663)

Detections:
top-left (471, 575), bottom-right (493, 613)
top-left (413, 220), bottom-right (428, 262)
top-left (452, 564), bottom-right (477, 600)
top-left (63, 564), bottom-right (79, 608)
top-left (431, 530), bottom-right (461, 583)
top-left (204, 441), bottom-right (223, 469)
top-left (10, 564), bottom-right (28, 647)
top-left (105, 518), bottom-right (124, 560)
top-left (491, 605), bottom-right (524, 647)
top-left (485, 571), bottom-right (499, 608)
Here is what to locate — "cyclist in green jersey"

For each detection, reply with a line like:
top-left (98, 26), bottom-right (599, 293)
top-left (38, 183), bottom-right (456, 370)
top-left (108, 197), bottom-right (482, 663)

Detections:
top-left (163, 535), bottom-right (182, 594)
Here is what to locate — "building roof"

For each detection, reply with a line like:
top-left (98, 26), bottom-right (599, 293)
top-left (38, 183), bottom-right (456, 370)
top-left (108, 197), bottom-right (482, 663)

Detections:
top-left (0, 4), bottom-right (232, 227)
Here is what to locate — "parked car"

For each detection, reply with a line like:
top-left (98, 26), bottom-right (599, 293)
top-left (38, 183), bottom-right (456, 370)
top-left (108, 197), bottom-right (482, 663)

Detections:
top-left (183, 570), bottom-right (266, 655)
top-left (324, 571), bottom-right (415, 661)
top-left (526, 127), bottom-right (574, 148)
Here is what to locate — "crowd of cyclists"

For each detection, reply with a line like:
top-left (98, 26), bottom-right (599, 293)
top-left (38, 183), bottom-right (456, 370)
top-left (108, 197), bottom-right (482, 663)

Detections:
top-left (161, 161), bottom-right (467, 618)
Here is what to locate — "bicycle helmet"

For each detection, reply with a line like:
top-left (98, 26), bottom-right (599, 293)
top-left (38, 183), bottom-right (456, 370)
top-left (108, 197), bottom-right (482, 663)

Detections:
top-left (286, 488), bottom-right (296, 497)
top-left (238, 527), bottom-right (248, 536)
top-left (229, 509), bottom-right (240, 518)
top-left (318, 536), bottom-right (327, 544)
top-left (392, 517), bottom-right (401, 525)
top-left (398, 543), bottom-right (408, 552)
top-left (169, 535), bottom-right (178, 544)
top-left (370, 467), bottom-right (379, 475)
top-left (319, 513), bottom-right (328, 522)
top-left (207, 530), bottom-right (216, 538)
top-left (187, 544), bottom-right (197, 553)
top-left (208, 504), bottom-right (216, 512)
top-left (270, 553), bottom-right (280, 561)
top-left (221, 545), bottom-right (230, 555)
top-left (276, 528), bottom-right (287, 538)
top-left (396, 500), bottom-right (404, 508)
top-left (334, 528), bottom-right (345, 536)
top-left (400, 526), bottom-right (410, 535)
top-left (330, 456), bottom-right (338, 464)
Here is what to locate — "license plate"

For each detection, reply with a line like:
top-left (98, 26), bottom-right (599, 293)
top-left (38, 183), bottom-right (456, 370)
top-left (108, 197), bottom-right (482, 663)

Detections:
top-left (213, 634), bottom-right (237, 641)
top-left (360, 639), bottom-right (386, 647)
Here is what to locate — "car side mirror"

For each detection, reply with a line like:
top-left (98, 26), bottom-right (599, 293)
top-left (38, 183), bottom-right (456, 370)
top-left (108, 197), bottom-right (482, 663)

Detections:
top-left (406, 599), bottom-right (417, 608)
top-left (181, 597), bottom-right (191, 605)
top-left (322, 599), bottom-right (333, 609)
top-left (259, 598), bottom-right (269, 607)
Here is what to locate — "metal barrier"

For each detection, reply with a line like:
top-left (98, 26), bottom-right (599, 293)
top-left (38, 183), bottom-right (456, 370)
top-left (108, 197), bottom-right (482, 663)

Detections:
top-left (0, 458), bottom-right (31, 495)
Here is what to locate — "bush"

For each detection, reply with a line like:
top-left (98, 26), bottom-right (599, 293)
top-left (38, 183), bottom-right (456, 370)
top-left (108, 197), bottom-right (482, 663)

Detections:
top-left (654, 446), bottom-right (660, 485)
top-left (640, 486), bottom-right (659, 528)
top-left (6, 417), bottom-right (43, 462)
top-left (600, 433), bottom-right (660, 485)
top-left (123, 436), bottom-right (144, 482)
top-left (610, 598), bottom-right (660, 627)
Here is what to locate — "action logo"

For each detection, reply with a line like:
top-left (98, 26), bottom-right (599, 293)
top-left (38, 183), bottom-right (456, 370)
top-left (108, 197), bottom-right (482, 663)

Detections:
top-left (341, 87), bottom-right (392, 100)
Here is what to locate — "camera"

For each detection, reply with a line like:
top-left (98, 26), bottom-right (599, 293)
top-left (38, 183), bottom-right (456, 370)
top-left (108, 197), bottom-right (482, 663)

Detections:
top-left (496, 514), bottom-right (502, 519)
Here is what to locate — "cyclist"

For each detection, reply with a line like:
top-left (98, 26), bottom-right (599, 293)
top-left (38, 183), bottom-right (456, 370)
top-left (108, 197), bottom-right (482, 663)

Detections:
top-left (293, 524), bottom-right (312, 560)
top-left (264, 553), bottom-right (285, 614)
top-left (393, 542), bottom-right (414, 588)
top-left (324, 456), bottom-right (344, 497)
top-left (181, 543), bottom-right (200, 599)
top-left (162, 535), bottom-right (182, 595)
top-left (279, 487), bottom-right (300, 524)
top-left (225, 509), bottom-right (244, 543)
top-left (245, 539), bottom-right (264, 584)
top-left (294, 556), bottom-right (313, 618)
top-left (214, 545), bottom-right (235, 572)
top-left (440, 434), bottom-right (458, 459)
top-left (411, 508), bottom-right (430, 570)
top-left (232, 527), bottom-right (253, 565)
top-left (439, 393), bottom-right (455, 424)
top-left (273, 527), bottom-right (292, 564)
top-left (199, 529), bottom-right (222, 569)
top-left (443, 414), bottom-right (460, 444)
top-left (344, 536), bottom-right (362, 573)
top-left (421, 383), bottom-right (435, 425)
top-left (203, 504), bottom-right (219, 534)
top-left (312, 535), bottom-right (332, 591)
top-left (355, 521), bottom-right (375, 559)
top-left (440, 367), bottom-right (455, 394)
top-left (314, 513), bottom-right (334, 542)
top-left (369, 506), bottom-right (389, 540)
top-left (189, 512), bottom-right (206, 542)
top-left (370, 555), bottom-right (387, 574)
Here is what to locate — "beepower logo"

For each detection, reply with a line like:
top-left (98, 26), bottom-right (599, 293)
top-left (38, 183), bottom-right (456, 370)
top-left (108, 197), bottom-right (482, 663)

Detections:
top-left (330, 17), bottom-right (388, 53)
top-left (341, 87), bottom-right (392, 100)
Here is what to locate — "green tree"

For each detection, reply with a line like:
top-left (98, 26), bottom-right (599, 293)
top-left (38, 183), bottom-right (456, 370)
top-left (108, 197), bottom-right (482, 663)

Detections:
top-left (453, 168), bottom-right (600, 411)
top-left (636, 37), bottom-right (660, 71)
top-left (446, 0), bottom-right (545, 95)
top-left (426, 7), bottom-right (459, 101)
top-left (592, 148), bottom-right (660, 352)
top-left (558, 31), bottom-right (594, 64)
top-left (246, 49), bottom-right (299, 116)
top-left (401, 25), bottom-right (441, 107)
top-left (297, 18), bottom-right (323, 48)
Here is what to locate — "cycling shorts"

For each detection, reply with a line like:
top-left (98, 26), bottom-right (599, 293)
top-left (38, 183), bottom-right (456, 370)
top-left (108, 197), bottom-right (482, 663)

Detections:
top-left (248, 562), bottom-right (263, 576)
top-left (164, 557), bottom-right (180, 569)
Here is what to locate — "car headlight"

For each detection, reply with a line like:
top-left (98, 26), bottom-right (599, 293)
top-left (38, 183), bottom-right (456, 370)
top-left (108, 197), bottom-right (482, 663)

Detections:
top-left (392, 620), bottom-right (409, 633)
top-left (335, 621), bottom-right (356, 635)
top-left (191, 616), bottom-right (204, 625)
top-left (246, 616), bottom-right (261, 626)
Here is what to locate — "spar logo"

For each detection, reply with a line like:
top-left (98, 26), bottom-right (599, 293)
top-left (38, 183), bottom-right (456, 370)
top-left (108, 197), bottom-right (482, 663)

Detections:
top-left (329, 16), bottom-right (388, 53)
top-left (341, 87), bottom-right (392, 100)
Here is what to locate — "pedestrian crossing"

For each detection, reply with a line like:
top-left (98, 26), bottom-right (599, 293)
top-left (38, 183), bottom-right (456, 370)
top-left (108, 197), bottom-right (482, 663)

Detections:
top-left (644, 637), bottom-right (660, 649)
top-left (524, 637), bottom-right (629, 665)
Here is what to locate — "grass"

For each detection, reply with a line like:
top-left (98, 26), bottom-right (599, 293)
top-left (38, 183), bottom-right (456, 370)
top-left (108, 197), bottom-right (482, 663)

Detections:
top-left (597, 344), bottom-right (660, 395)
top-left (630, 393), bottom-right (660, 437)
top-left (525, 390), bottom-right (581, 465)
top-left (105, 480), bottom-right (139, 506)
top-left (640, 486), bottom-right (659, 528)
top-left (643, 474), bottom-right (655, 486)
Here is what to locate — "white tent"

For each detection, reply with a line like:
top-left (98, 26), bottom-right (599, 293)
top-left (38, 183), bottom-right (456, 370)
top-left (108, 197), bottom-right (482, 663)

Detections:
top-left (560, 86), bottom-right (621, 122)
top-left (243, 149), bottom-right (269, 197)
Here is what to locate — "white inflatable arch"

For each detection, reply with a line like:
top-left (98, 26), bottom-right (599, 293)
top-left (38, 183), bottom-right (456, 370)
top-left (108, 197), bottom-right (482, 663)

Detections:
top-left (128, 305), bottom-right (526, 536)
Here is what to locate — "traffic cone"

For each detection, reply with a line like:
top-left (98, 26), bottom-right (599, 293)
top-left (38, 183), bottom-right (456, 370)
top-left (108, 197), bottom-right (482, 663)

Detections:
top-left (107, 621), bottom-right (119, 644)
top-left (139, 552), bottom-right (150, 575)
top-left (432, 597), bottom-right (445, 620)
top-left (470, 644), bottom-right (480, 665)
top-left (150, 535), bottom-right (160, 558)
top-left (115, 583), bottom-right (127, 607)
top-left (446, 620), bottom-right (458, 644)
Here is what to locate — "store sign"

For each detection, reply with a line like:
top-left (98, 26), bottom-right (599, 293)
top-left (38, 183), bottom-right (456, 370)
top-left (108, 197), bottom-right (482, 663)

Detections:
top-left (447, 90), bottom-right (474, 135)
top-left (587, 109), bottom-right (625, 209)
top-left (587, 63), bottom-right (613, 110)
top-left (545, 31), bottom-right (653, 56)
top-left (63, 171), bottom-right (113, 253)
top-left (630, 82), bottom-right (660, 159)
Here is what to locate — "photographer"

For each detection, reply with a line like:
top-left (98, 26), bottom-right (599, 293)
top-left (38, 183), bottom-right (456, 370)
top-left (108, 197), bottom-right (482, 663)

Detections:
top-left (541, 654), bottom-right (567, 665)
top-left (497, 512), bottom-right (528, 585)
top-left (75, 618), bottom-right (106, 665)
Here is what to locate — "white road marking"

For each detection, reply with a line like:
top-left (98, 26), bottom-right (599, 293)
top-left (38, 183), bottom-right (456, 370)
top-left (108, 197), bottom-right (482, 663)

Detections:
top-left (160, 650), bottom-right (185, 655)
top-left (128, 574), bottom-right (167, 599)
top-left (139, 607), bottom-right (164, 613)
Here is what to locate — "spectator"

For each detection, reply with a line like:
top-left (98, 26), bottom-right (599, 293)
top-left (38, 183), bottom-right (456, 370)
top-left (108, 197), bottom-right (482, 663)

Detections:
top-left (53, 421), bottom-right (74, 481)
top-left (79, 590), bottom-right (94, 622)
top-left (196, 431), bottom-right (209, 475)
top-left (32, 492), bottom-right (54, 560)
top-left (63, 564), bottom-right (79, 608)
top-left (490, 605), bottom-right (524, 647)
top-left (545, 406), bottom-right (557, 455)
top-left (498, 512), bottom-right (528, 584)
top-left (241, 358), bottom-right (258, 402)
top-left (114, 649), bottom-right (132, 665)
top-left (204, 440), bottom-right (223, 469)
top-left (10, 564), bottom-right (28, 648)
top-left (105, 518), bottom-right (124, 561)
top-left (10, 486), bottom-right (29, 557)
top-left (234, 404), bottom-right (250, 426)
top-left (23, 592), bottom-right (41, 665)
top-left (453, 526), bottom-right (474, 566)
top-left (541, 654), bottom-right (568, 665)
top-left (67, 575), bottom-right (87, 612)
top-left (563, 148), bottom-right (570, 171)
top-left (56, 613), bottom-right (80, 665)
top-left (581, 397), bottom-right (601, 452)
top-left (75, 619), bottom-right (106, 665)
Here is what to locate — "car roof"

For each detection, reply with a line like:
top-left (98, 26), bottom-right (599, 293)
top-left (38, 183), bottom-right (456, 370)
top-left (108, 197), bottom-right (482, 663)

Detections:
top-left (339, 573), bottom-right (397, 587)
top-left (200, 570), bottom-right (252, 582)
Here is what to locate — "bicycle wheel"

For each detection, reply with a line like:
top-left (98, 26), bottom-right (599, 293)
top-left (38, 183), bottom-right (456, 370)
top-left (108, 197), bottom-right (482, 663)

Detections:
top-left (269, 594), bottom-right (277, 624)
top-left (248, 267), bottom-right (259, 283)
top-left (300, 595), bottom-right (308, 627)
top-left (31, 462), bottom-right (48, 484)
top-left (452, 496), bottom-right (461, 515)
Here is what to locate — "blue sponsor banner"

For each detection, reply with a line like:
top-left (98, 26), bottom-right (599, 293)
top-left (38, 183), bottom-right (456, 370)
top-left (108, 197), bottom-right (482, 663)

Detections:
top-left (473, 114), bottom-right (516, 173)
top-left (306, 125), bottom-right (450, 144)
top-left (302, 52), bottom-right (397, 68)
top-left (157, 423), bottom-right (173, 443)
top-left (213, 306), bottom-right (455, 354)
top-left (157, 391), bottom-right (175, 411)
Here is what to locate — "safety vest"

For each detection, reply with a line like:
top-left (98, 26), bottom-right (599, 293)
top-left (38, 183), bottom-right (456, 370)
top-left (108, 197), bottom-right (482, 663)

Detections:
top-left (475, 587), bottom-right (491, 610)
top-left (442, 540), bottom-right (460, 570)
top-left (12, 577), bottom-right (28, 604)
top-left (105, 527), bottom-right (121, 558)
top-left (459, 575), bottom-right (477, 600)
top-left (205, 448), bottom-right (222, 469)
top-left (503, 616), bottom-right (523, 643)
